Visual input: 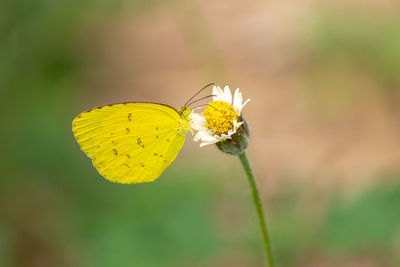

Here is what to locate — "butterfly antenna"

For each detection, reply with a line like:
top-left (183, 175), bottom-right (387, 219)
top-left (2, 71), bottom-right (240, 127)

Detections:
top-left (190, 104), bottom-right (218, 115)
top-left (191, 105), bottom-right (208, 112)
top-left (187, 94), bottom-right (216, 107)
top-left (207, 104), bottom-right (217, 110)
top-left (184, 83), bottom-right (214, 107)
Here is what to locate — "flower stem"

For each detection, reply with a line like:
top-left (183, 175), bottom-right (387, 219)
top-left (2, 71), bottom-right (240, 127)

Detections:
top-left (238, 152), bottom-right (275, 267)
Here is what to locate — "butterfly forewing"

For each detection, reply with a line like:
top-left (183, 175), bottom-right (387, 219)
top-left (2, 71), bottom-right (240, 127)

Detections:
top-left (72, 103), bottom-right (187, 183)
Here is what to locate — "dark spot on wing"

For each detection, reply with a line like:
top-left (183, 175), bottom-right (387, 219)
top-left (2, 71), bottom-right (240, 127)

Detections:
top-left (128, 113), bottom-right (132, 121)
top-left (140, 163), bottom-right (145, 167)
top-left (113, 149), bottom-right (118, 155)
top-left (156, 127), bottom-right (159, 130)
top-left (166, 138), bottom-right (171, 142)
top-left (126, 154), bottom-right (130, 159)
top-left (153, 153), bottom-right (158, 156)
top-left (112, 140), bottom-right (117, 145)
top-left (156, 135), bottom-right (159, 139)
top-left (126, 128), bottom-right (130, 134)
top-left (137, 138), bottom-right (144, 148)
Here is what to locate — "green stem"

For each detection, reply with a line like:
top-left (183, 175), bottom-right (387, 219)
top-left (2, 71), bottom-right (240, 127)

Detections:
top-left (238, 152), bottom-right (275, 267)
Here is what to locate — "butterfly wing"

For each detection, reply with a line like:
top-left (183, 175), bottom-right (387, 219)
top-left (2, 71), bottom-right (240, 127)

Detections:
top-left (72, 103), bottom-right (188, 183)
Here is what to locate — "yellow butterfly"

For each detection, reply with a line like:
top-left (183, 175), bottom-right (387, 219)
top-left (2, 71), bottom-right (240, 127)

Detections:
top-left (72, 84), bottom-right (213, 184)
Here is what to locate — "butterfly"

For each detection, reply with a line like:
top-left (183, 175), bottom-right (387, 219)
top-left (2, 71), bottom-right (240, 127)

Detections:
top-left (72, 84), bottom-right (214, 184)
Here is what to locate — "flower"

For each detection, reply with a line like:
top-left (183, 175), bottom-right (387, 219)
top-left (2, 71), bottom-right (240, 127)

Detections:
top-left (190, 85), bottom-right (250, 147)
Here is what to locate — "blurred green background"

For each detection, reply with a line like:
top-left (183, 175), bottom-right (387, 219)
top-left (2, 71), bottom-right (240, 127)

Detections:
top-left (1, 1), bottom-right (400, 266)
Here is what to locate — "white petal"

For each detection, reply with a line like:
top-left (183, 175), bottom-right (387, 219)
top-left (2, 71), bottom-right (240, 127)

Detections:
top-left (193, 129), bottom-right (215, 140)
top-left (220, 133), bottom-right (232, 140)
top-left (190, 113), bottom-right (207, 130)
top-left (233, 120), bottom-right (244, 130)
top-left (233, 88), bottom-right (243, 111)
top-left (201, 133), bottom-right (219, 142)
top-left (223, 86), bottom-right (232, 104)
top-left (189, 112), bottom-right (203, 121)
top-left (194, 129), bottom-right (212, 141)
top-left (241, 99), bottom-right (251, 112)
top-left (225, 120), bottom-right (241, 136)
top-left (213, 135), bottom-right (224, 141)
top-left (212, 86), bottom-right (224, 102)
top-left (193, 131), bottom-right (204, 142)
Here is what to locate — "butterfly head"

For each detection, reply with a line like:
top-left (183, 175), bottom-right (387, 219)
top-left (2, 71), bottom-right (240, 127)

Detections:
top-left (178, 105), bottom-right (192, 119)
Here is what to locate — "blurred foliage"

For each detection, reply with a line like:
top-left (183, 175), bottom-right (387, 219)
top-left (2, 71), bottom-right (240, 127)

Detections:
top-left (306, 11), bottom-right (400, 87)
top-left (268, 175), bottom-right (400, 266)
top-left (302, 10), bottom-right (400, 115)
top-left (322, 177), bottom-right (400, 253)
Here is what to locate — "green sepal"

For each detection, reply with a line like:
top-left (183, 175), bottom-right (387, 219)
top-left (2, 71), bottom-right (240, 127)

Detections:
top-left (215, 116), bottom-right (250, 155)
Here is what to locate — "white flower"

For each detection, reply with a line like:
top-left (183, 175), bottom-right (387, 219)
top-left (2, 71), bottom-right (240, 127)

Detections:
top-left (189, 85), bottom-right (250, 147)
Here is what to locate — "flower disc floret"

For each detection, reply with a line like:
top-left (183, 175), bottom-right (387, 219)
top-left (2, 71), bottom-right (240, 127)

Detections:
top-left (203, 101), bottom-right (238, 135)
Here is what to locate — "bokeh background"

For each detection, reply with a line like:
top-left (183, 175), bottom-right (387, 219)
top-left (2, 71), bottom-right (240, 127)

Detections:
top-left (1, 0), bottom-right (400, 266)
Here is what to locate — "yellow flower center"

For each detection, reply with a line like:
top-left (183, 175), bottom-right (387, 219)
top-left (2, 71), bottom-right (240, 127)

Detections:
top-left (203, 101), bottom-right (238, 135)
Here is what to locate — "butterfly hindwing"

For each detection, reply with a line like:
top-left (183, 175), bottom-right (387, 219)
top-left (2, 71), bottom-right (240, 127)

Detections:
top-left (72, 103), bottom-right (187, 183)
